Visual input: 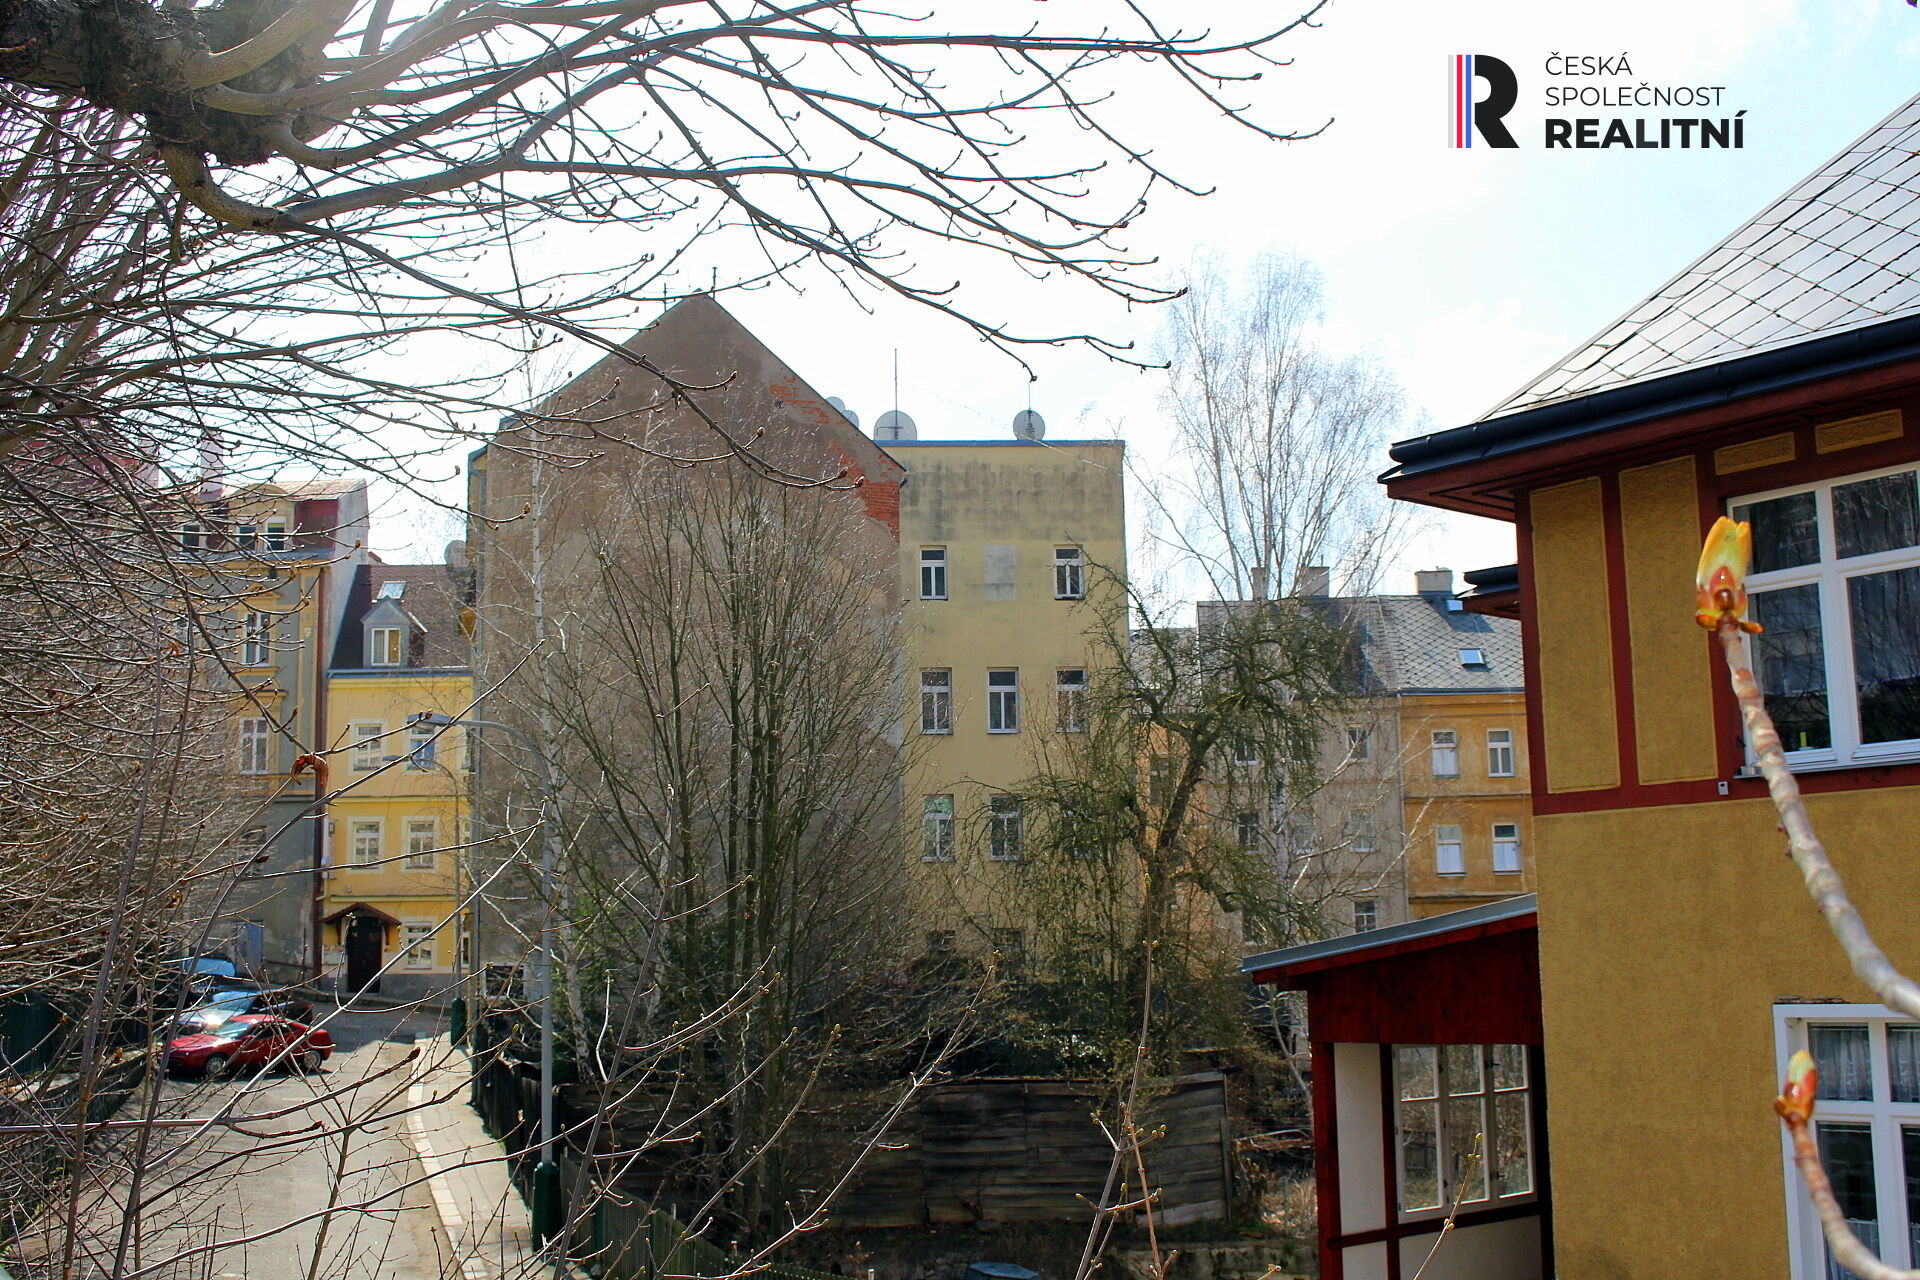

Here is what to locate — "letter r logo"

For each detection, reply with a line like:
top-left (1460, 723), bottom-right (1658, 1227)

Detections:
top-left (1451, 54), bottom-right (1518, 148)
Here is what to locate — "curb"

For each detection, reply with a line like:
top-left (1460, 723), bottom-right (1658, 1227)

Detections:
top-left (404, 1042), bottom-right (514, 1280)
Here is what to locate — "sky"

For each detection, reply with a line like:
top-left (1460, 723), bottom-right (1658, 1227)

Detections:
top-left (377, 0), bottom-right (1920, 596)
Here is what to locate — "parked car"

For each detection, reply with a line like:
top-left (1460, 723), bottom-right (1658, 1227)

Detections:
top-left (164, 1016), bottom-right (334, 1077)
top-left (181, 981), bottom-right (315, 1028)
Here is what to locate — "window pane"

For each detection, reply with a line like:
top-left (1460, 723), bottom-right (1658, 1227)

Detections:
top-left (1834, 471), bottom-right (1920, 560)
top-left (1849, 566), bottom-right (1920, 744)
top-left (1892, 1028), bottom-right (1920, 1103)
top-left (1489, 1044), bottom-right (1527, 1091)
top-left (1493, 1092), bottom-right (1530, 1196)
top-left (1445, 1045), bottom-right (1482, 1094)
top-left (1903, 1127), bottom-right (1920, 1269)
top-left (1398, 1045), bottom-right (1437, 1100)
top-left (1750, 585), bottom-right (1832, 751)
top-left (1735, 490), bottom-right (1820, 572)
top-left (1399, 1098), bottom-right (1441, 1211)
top-left (1817, 1123), bottom-right (1879, 1257)
top-left (1445, 1093), bottom-right (1488, 1203)
top-left (1811, 1025), bottom-right (1873, 1101)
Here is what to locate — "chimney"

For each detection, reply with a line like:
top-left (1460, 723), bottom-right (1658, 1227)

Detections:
top-left (1416, 568), bottom-right (1454, 596)
top-left (1249, 565), bottom-right (1270, 601)
top-left (1295, 565), bottom-right (1331, 599)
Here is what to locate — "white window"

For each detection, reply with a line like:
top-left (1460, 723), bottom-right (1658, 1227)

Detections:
top-left (238, 718), bottom-right (271, 774)
top-left (1353, 899), bottom-right (1378, 932)
top-left (404, 818), bottom-right (438, 870)
top-left (407, 719), bottom-right (437, 770)
top-left (1349, 807), bottom-right (1376, 853)
top-left (262, 521), bottom-right (288, 552)
top-left (1231, 734), bottom-right (1258, 765)
top-left (919, 547), bottom-right (947, 600)
top-left (370, 626), bottom-right (403, 667)
top-left (1395, 1045), bottom-right (1533, 1217)
top-left (988, 795), bottom-right (1023, 860)
top-left (1435, 824), bottom-right (1465, 876)
top-left (349, 819), bottom-right (383, 866)
top-left (1488, 728), bottom-right (1516, 777)
top-left (1346, 726), bottom-right (1371, 762)
top-left (1775, 1006), bottom-right (1920, 1276)
top-left (180, 523), bottom-right (208, 551)
top-left (1236, 811), bottom-right (1261, 851)
top-left (349, 721), bottom-right (385, 772)
top-left (1054, 546), bottom-right (1085, 599)
top-left (1492, 822), bottom-right (1522, 873)
top-left (240, 611), bottom-right (272, 666)
top-left (1056, 668), bottom-right (1087, 732)
top-left (919, 669), bottom-right (952, 734)
top-left (376, 580), bottom-right (405, 600)
top-left (987, 670), bottom-right (1019, 732)
top-left (401, 922), bottom-right (435, 969)
top-left (1430, 729), bottom-right (1459, 777)
top-left (1735, 465), bottom-right (1920, 768)
top-left (234, 522), bottom-right (258, 551)
top-left (922, 796), bottom-right (955, 861)
top-left (1458, 647), bottom-right (1486, 667)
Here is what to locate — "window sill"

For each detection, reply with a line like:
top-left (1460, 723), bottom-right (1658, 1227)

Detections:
top-left (919, 729), bottom-right (953, 736)
top-left (1739, 747), bottom-right (1920, 776)
top-left (987, 728), bottom-right (1020, 735)
top-left (921, 855), bottom-right (955, 864)
top-left (920, 596), bottom-right (947, 602)
top-left (988, 854), bottom-right (1024, 863)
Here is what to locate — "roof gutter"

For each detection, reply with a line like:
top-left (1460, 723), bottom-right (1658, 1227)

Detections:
top-left (1384, 313), bottom-right (1920, 483)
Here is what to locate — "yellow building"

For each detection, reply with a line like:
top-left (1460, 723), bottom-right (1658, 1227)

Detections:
top-left (1380, 92), bottom-right (1920, 1280)
top-left (321, 562), bottom-right (474, 999)
top-left (879, 427), bottom-right (1126, 957)
top-left (186, 478), bottom-right (370, 980)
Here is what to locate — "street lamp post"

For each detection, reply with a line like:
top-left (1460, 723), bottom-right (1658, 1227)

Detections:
top-left (416, 710), bottom-right (561, 1248)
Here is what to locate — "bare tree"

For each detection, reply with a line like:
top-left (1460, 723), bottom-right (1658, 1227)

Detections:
top-left (1160, 253), bottom-right (1416, 600)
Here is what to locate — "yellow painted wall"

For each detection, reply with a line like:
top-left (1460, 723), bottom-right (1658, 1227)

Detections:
top-left (1398, 690), bottom-right (1534, 916)
top-left (1527, 479), bottom-right (1618, 793)
top-left (1618, 458), bottom-right (1720, 784)
top-left (885, 440), bottom-right (1126, 946)
top-left (323, 670), bottom-right (472, 976)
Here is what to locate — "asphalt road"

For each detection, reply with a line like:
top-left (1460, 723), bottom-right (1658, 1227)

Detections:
top-left (48, 1004), bottom-right (463, 1280)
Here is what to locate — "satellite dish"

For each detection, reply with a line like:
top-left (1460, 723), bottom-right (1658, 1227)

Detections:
top-left (1013, 408), bottom-right (1046, 440)
top-left (874, 409), bottom-right (917, 441)
top-left (825, 396), bottom-right (859, 428)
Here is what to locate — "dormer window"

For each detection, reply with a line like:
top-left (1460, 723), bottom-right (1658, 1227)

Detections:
top-left (370, 626), bottom-right (403, 667)
top-left (1459, 648), bottom-right (1486, 667)
top-left (262, 522), bottom-right (288, 551)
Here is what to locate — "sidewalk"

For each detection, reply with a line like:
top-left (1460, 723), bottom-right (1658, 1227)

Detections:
top-left (405, 1033), bottom-right (548, 1280)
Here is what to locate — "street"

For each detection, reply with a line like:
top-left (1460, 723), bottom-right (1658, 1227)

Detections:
top-left (26, 1006), bottom-right (465, 1280)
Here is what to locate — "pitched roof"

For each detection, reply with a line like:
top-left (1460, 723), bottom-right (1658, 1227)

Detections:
top-left (331, 563), bottom-right (472, 670)
top-left (1241, 893), bottom-right (1537, 982)
top-left (1352, 594), bottom-right (1524, 694)
top-left (1487, 91), bottom-right (1920, 418)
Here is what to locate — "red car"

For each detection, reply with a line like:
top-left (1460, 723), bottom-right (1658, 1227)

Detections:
top-left (165, 1014), bottom-right (334, 1078)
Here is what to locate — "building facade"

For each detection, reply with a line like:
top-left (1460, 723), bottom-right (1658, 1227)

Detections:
top-left (881, 434), bottom-right (1126, 958)
top-left (1381, 91), bottom-right (1920, 1279)
top-left (321, 562), bottom-right (474, 1000)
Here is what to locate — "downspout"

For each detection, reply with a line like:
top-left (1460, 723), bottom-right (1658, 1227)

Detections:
top-left (310, 563), bottom-right (329, 979)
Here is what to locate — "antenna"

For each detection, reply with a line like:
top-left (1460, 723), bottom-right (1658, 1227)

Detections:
top-left (892, 349), bottom-right (900, 417)
top-left (1012, 408), bottom-right (1046, 441)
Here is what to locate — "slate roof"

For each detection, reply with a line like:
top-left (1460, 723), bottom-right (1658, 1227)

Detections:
top-left (331, 563), bottom-right (472, 670)
top-left (1486, 91), bottom-right (1920, 418)
top-left (1348, 593), bottom-right (1524, 695)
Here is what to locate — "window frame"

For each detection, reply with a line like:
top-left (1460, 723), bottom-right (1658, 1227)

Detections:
top-left (237, 717), bottom-right (272, 775)
top-left (401, 921), bottom-right (435, 969)
top-left (919, 547), bottom-right (948, 601)
top-left (919, 668), bottom-right (952, 735)
top-left (349, 818), bottom-right (384, 867)
top-left (1732, 463), bottom-right (1920, 771)
top-left (1487, 728), bottom-right (1516, 778)
top-left (1346, 725), bottom-right (1371, 762)
top-left (922, 795), bottom-right (955, 862)
top-left (1353, 899), bottom-right (1378, 932)
top-left (1054, 546), bottom-right (1086, 600)
top-left (987, 669), bottom-right (1020, 733)
top-left (1430, 729), bottom-right (1460, 778)
top-left (369, 626), bottom-right (404, 667)
top-left (240, 611), bottom-right (273, 667)
top-left (987, 795), bottom-right (1024, 860)
top-left (349, 721), bottom-right (386, 772)
top-left (407, 720), bottom-right (437, 770)
top-left (1393, 1044), bottom-right (1536, 1223)
top-left (404, 818), bottom-right (438, 871)
top-left (1056, 668), bottom-right (1088, 732)
top-left (1490, 822), bottom-right (1522, 874)
top-left (1349, 807), bottom-right (1377, 853)
top-left (1235, 811), bottom-right (1261, 852)
top-left (1434, 823), bottom-right (1465, 876)
top-left (1775, 1004), bottom-right (1920, 1276)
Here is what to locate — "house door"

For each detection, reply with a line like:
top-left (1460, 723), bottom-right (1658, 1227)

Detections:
top-left (345, 915), bottom-right (384, 993)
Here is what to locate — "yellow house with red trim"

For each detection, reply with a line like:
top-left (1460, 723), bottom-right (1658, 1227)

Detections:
top-left (1381, 93), bottom-right (1920, 1279)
